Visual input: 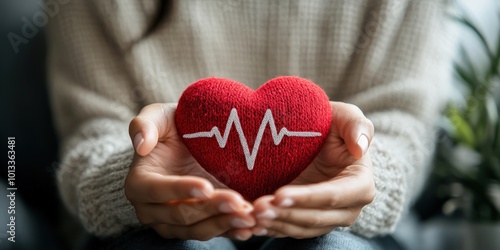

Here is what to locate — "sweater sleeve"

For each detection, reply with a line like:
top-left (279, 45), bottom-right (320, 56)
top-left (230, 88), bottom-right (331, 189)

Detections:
top-left (339, 0), bottom-right (455, 237)
top-left (47, 0), bottom-right (161, 236)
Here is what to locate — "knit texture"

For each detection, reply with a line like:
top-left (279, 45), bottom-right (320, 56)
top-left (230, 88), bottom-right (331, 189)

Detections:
top-left (47, 0), bottom-right (455, 237)
top-left (176, 76), bottom-right (332, 201)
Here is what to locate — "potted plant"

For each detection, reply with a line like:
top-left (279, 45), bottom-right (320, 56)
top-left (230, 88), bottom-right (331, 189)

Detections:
top-left (430, 9), bottom-right (500, 250)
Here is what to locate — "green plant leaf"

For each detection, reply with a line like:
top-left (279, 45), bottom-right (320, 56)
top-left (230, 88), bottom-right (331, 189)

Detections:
top-left (435, 8), bottom-right (500, 222)
top-left (450, 15), bottom-right (496, 62)
top-left (474, 91), bottom-right (498, 148)
top-left (488, 155), bottom-right (500, 180)
top-left (460, 46), bottom-right (481, 84)
top-left (455, 62), bottom-right (478, 90)
top-left (447, 105), bottom-right (476, 147)
top-left (491, 30), bottom-right (500, 77)
top-left (486, 96), bottom-right (499, 136)
top-left (494, 115), bottom-right (500, 150)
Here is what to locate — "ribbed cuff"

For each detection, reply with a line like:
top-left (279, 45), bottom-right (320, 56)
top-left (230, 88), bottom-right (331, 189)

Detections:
top-left (78, 148), bottom-right (140, 237)
top-left (57, 119), bottom-right (141, 237)
top-left (349, 136), bottom-right (406, 237)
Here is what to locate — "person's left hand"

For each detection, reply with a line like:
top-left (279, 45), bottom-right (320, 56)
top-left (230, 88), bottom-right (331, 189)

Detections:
top-left (251, 101), bottom-right (375, 238)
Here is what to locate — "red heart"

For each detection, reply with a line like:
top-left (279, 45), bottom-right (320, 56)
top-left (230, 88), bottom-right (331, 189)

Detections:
top-left (175, 76), bottom-right (332, 201)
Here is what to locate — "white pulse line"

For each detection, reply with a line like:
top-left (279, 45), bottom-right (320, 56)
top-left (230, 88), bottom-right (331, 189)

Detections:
top-left (182, 108), bottom-right (321, 170)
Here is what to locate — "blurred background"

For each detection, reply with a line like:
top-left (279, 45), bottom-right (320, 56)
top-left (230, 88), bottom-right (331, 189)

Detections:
top-left (0, 0), bottom-right (67, 249)
top-left (0, 0), bottom-right (498, 249)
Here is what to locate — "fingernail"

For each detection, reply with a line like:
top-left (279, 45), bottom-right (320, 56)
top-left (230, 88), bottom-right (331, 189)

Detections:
top-left (235, 232), bottom-right (249, 241)
top-left (240, 205), bottom-right (252, 214)
top-left (357, 134), bottom-right (369, 155)
top-left (133, 133), bottom-right (144, 151)
top-left (231, 218), bottom-right (255, 228)
top-left (278, 198), bottom-right (294, 208)
top-left (190, 188), bottom-right (209, 199)
top-left (254, 228), bottom-right (268, 236)
top-left (219, 202), bottom-right (235, 213)
top-left (256, 209), bottom-right (277, 220)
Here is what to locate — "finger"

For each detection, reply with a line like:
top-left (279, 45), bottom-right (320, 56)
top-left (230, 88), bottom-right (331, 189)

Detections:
top-left (258, 206), bottom-right (363, 229)
top-left (221, 229), bottom-right (254, 241)
top-left (254, 206), bottom-right (338, 239)
top-left (125, 172), bottom-right (214, 203)
top-left (252, 195), bottom-right (275, 215)
top-left (129, 103), bottom-right (177, 156)
top-left (264, 229), bottom-right (287, 238)
top-left (262, 221), bottom-right (334, 239)
top-left (152, 213), bottom-right (256, 241)
top-left (271, 165), bottom-right (375, 209)
top-left (134, 190), bottom-right (253, 226)
top-left (254, 205), bottom-right (336, 239)
top-left (330, 102), bottom-right (374, 159)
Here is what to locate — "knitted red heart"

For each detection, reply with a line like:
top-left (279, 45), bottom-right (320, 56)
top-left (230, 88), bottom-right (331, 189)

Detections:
top-left (175, 76), bottom-right (332, 201)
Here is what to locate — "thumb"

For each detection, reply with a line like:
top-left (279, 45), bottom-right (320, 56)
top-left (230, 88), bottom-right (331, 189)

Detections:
top-left (331, 102), bottom-right (374, 159)
top-left (129, 103), bottom-right (177, 156)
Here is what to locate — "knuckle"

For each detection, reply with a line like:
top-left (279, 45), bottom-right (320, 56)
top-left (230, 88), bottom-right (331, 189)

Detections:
top-left (141, 103), bottom-right (161, 113)
top-left (272, 221), bottom-right (289, 234)
top-left (135, 210), bottom-right (152, 225)
top-left (159, 103), bottom-right (172, 123)
top-left (344, 208), bottom-right (361, 226)
top-left (360, 175), bottom-right (376, 205)
top-left (325, 190), bottom-right (340, 207)
top-left (150, 103), bottom-right (163, 109)
top-left (352, 169), bottom-right (375, 204)
top-left (343, 102), bottom-right (359, 111)
top-left (355, 117), bottom-right (370, 128)
top-left (344, 103), bottom-right (365, 116)
top-left (307, 214), bottom-right (323, 228)
top-left (278, 208), bottom-right (292, 221)
top-left (363, 187), bottom-right (376, 204)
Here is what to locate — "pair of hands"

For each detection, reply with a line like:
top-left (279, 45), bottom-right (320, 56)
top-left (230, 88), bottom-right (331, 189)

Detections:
top-left (124, 102), bottom-right (375, 241)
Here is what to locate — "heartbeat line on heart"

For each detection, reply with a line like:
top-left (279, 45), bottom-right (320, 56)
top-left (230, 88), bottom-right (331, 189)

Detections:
top-left (182, 108), bottom-right (321, 170)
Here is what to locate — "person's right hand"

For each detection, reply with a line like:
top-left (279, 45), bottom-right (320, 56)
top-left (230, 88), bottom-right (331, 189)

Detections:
top-left (125, 103), bottom-right (255, 241)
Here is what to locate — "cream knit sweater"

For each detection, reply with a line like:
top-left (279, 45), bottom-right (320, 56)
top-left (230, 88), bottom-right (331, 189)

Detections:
top-left (47, 0), bottom-right (453, 238)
